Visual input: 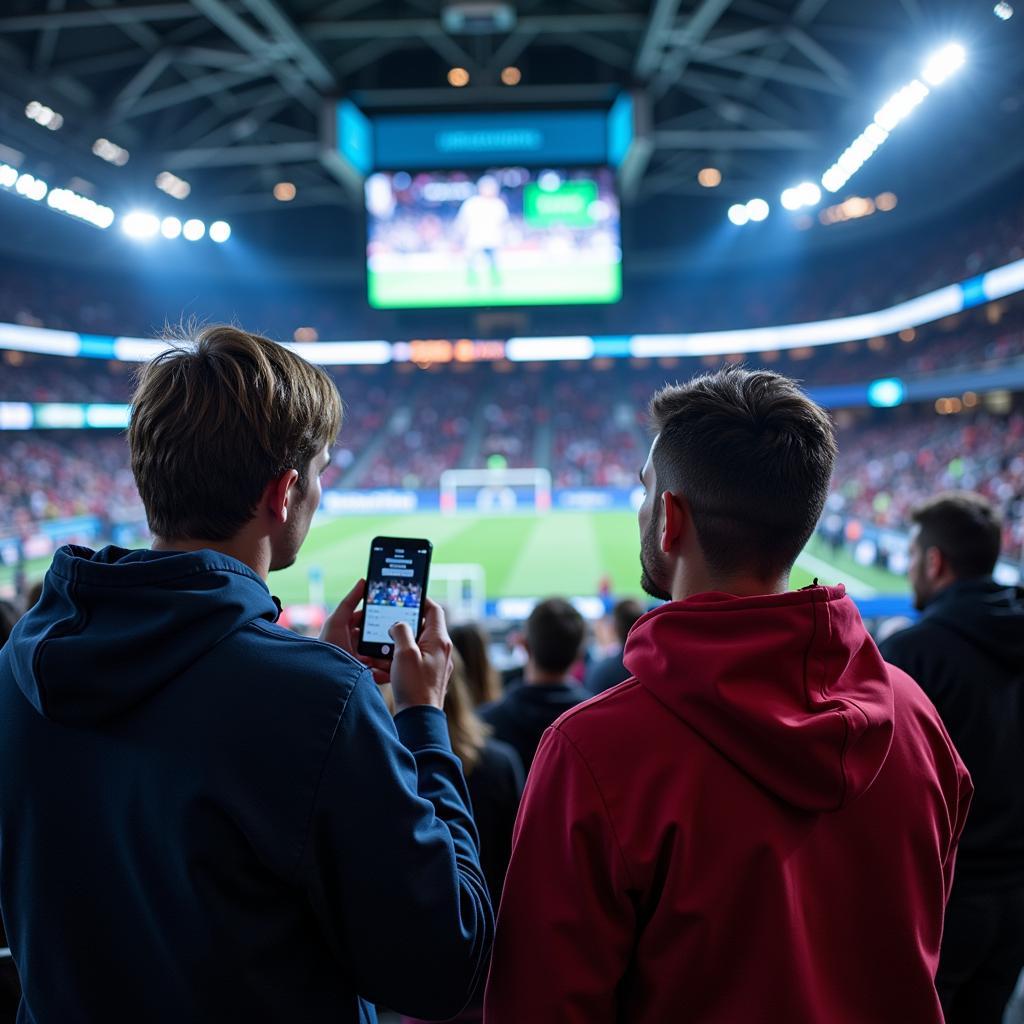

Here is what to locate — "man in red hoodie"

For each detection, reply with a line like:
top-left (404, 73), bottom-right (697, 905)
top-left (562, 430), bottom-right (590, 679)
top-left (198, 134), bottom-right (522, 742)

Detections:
top-left (485, 367), bottom-right (973, 1023)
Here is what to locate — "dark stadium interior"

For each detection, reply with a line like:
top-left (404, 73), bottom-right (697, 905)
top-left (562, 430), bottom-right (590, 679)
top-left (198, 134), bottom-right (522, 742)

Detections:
top-left (1, 0), bottom-right (1024, 1021)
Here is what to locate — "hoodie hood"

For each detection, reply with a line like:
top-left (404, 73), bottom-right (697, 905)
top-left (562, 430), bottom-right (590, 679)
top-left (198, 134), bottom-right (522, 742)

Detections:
top-left (6, 545), bottom-right (279, 724)
top-left (623, 585), bottom-right (894, 812)
top-left (922, 579), bottom-right (1024, 669)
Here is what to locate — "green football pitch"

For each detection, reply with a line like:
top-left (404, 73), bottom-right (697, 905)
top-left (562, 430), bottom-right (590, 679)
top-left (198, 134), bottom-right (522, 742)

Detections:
top-left (367, 263), bottom-right (622, 309)
top-left (2, 511), bottom-right (907, 609)
top-left (271, 511), bottom-right (908, 609)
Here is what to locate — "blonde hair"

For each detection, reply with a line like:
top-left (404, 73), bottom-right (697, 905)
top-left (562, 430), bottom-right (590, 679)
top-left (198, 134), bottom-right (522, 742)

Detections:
top-left (445, 649), bottom-right (491, 776)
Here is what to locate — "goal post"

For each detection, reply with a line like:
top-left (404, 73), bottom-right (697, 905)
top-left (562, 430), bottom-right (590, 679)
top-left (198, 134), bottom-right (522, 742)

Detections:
top-left (430, 563), bottom-right (487, 624)
top-left (439, 467), bottom-right (552, 515)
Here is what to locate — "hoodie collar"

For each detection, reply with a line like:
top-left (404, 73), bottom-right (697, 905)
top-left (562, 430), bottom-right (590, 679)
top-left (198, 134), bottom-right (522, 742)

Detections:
top-left (624, 585), bottom-right (894, 813)
top-left (6, 546), bottom-right (280, 725)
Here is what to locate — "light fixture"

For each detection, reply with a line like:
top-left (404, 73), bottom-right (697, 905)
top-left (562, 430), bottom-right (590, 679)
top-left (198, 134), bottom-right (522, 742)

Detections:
top-left (781, 181), bottom-right (821, 211)
top-left (273, 181), bottom-right (296, 202)
top-left (209, 220), bottom-right (231, 243)
top-left (727, 203), bottom-right (749, 226)
top-left (160, 216), bottom-right (182, 239)
top-left (183, 218), bottom-right (205, 241)
top-left (46, 188), bottom-right (114, 229)
top-left (447, 66), bottom-right (470, 87)
top-left (994, 1), bottom-right (1013, 18)
top-left (922, 43), bottom-right (966, 86)
top-left (121, 211), bottom-right (160, 240)
top-left (15, 173), bottom-right (48, 201)
top-left (24, 100), bottom-right (63, 131)
top-left (156, 171), bottom-right (191, 200)
top-left (92, 138), bottom-right (129, 166)
top-left (0, 163), bottom-right (17, 188)
top-left (875, 191), bottom-right (898, 211)
top-left (501, 66), bottom-right (521, 86)
top-left (698, 167), bottom-right (722, 188)
top-left (819, 45), bottom-right (964, 195)
top-left (745, 198), bottom-right (770, 222)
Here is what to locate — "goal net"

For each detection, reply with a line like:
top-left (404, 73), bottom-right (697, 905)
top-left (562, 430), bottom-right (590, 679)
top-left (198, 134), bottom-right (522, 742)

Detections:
top-left (430, 563), bottom-right (487, 624)
top-left (439, 467), bottom-right (552, 515)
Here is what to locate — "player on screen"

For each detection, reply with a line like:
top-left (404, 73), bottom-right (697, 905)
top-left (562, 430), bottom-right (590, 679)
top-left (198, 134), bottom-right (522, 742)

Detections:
top-left (455, 175), bottom-right (509, 288)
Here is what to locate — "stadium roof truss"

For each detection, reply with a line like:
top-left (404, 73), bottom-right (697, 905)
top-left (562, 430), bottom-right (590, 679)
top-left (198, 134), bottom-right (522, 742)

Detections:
top-left (0, 0), bottom-right (1006, 214)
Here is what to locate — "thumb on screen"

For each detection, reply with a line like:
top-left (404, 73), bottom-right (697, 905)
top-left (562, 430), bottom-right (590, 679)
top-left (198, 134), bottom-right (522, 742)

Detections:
top-left (388, 621), bottom-right (416, 653)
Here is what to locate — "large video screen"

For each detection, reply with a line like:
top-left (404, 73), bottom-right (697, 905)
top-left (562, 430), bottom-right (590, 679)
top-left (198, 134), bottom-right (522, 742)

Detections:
top-left (365, 167), bottom-right (622, 309)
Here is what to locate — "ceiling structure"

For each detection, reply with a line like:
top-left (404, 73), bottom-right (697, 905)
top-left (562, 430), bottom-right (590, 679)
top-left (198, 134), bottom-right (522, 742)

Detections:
top-left (0, 0), bottom-right (1021, 261)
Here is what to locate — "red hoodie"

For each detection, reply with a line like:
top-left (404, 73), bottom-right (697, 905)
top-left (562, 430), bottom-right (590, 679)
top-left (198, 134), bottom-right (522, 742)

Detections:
top-left (485, 586), bottom-right (972, 1023)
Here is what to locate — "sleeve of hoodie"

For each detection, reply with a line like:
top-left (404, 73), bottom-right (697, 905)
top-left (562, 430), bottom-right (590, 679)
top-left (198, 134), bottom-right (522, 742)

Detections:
top-left (299, 672), bottom-right (493, 1020)
top-left (485, 725), bottom-right (636, 1024)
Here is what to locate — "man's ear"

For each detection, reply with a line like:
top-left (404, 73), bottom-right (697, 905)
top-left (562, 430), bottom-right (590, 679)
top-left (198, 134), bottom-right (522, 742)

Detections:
top-left (924, 545), bottom-right (945, 582)
top-left (265, 469), bottom-right (299, 525)
top-left (660, 490), bottom-right (687, 553)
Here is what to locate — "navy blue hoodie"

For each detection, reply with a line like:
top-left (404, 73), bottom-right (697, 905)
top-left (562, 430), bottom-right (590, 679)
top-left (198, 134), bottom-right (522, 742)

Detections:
top-left (0, 546), bottom-right (492, 1023)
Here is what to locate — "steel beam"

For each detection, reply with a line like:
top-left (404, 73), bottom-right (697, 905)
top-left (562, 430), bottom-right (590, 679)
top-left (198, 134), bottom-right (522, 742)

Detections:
top-left (238, 0), bottom-right (336, 91)
top-left (636, 0), bottom-right (685, 78)
top-left (0, 5), bottom-right (193, 31)
top-left (654, 128), bottom-right (817, 148)
top-left (158, 141), bottom-right (320, 169)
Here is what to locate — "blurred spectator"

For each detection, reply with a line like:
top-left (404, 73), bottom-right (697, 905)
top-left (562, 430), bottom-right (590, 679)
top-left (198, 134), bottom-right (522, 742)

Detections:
top-left (585, 598), bottom-right (645, 695)
top-left (404, 656), bottom-right (523, 1024)
top-left (880, 493), bottom-right (1024, 1024)
top-left (451, 623), bottom-right (502, 706)
top-left (0, 602), bottom-right (17, 648)
top-left (479, 598), bottom-right (587, 772)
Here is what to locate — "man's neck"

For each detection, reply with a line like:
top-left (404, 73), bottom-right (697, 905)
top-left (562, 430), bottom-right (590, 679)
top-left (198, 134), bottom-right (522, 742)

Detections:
top-left (524, 667), bottom-right (571, 687)
top-left (151, 535), bottom-right (270, 580)
top-left (671, 568), bottom-right (789, 603)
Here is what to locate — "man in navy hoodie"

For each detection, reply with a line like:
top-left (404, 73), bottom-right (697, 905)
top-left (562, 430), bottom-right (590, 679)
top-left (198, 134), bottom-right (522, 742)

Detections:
top-left (0, 326), bottom-right (492, 1023)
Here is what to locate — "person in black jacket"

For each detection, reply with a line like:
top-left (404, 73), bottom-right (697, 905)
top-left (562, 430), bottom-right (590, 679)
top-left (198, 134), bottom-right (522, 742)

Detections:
top-left (584, 597), bottom-right (645, 695)
top-left (0, 326), bottom-right (492, 1024)
top-left (880, 491), bottom-right (1024, 1024)
top-left (480, 598), bottom-right (587, 772)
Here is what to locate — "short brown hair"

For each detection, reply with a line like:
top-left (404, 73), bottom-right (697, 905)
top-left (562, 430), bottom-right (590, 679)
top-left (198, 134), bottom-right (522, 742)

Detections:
top-left (129, 325), bottom-right (342, 540)
top-left (911, 491), bottom-right (1002, 578)
top-left (612, 598), bottom-right (644, 645)
top-left (526, 598), bottom-right (586, 674)
top-left (649, 367), bottom-right (837, 579)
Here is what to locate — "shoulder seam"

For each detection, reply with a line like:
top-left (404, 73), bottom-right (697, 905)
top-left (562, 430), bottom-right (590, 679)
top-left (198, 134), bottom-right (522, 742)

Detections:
top-left (549, 724), bottom-right (638, 892)
top-left (248, 618), bottom-right (367, 672)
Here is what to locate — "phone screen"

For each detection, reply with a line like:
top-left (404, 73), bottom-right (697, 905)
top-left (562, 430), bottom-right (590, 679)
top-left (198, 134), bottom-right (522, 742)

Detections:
top-left (359, 537), bottom-right (432, 658)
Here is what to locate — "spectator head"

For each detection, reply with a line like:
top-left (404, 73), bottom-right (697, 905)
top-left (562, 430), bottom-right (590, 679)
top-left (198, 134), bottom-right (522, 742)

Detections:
top-left (525, 598), bottom-right (586, 679)
top-left (907, 492), bottom-right (1002, 610)
top-left (451, 623), bottom-right (502, 706)
top-left (24, 580), bottom-right (44, 611)
top-left (129, 325), bottom-right (341, 572)
top-left (641, 367), bottom-right (837, 600)
top-left (611, 598), bottom-right (645, 646)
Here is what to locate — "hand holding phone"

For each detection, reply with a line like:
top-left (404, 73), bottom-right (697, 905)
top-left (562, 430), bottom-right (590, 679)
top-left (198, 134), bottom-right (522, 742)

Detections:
top-left (386, 599), bottom-right (453, 713)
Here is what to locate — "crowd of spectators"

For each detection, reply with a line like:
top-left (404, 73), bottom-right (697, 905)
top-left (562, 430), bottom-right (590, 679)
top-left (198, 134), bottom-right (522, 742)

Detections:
top-left (829, 410), bottom-right (1024, 565)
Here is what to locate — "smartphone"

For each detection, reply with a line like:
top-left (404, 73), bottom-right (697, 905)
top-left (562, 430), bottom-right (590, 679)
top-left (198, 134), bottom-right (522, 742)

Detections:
top-left (358, 537), bottom-right (433, 659)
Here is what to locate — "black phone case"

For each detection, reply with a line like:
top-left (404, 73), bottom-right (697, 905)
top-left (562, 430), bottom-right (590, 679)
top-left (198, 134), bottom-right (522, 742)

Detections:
top-left (358, 536), bottom-right (433, 660)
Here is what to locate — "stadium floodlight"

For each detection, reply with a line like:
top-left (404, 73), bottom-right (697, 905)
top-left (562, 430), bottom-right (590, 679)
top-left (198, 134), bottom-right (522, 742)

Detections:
top-left (922, 43), bottom-right (966, 86)
top-left (160, 216), bottom-right (182, 239)
top-left (781, 181), bottom-right (822, 211)
top-left (24, 100), bottom-right (63, 131)
top-left (182, 218), bottom-right (205, 241)
top-left (121, 210), bottom-right (160, 240)
top-left (818, 45), bottom-right (964, 195)
top-left (727, 203), bottom-right (749, 225)
top-left (46, 188), bottom-right (114, 229)
top-left (92, 138), bottom-right (129, 166)
top-left (746, 198), bottom-right (770, 222)
top-left (994, 2), bottom-right (1013, 18)
top-left (209, 220), bottom-right (231, 243)
top-left (156, 170), bottom-right (191, 200)
top-left (15, 173), bottom-right (48, 201)
top-left (0, 163), bottom-right (17, 189)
